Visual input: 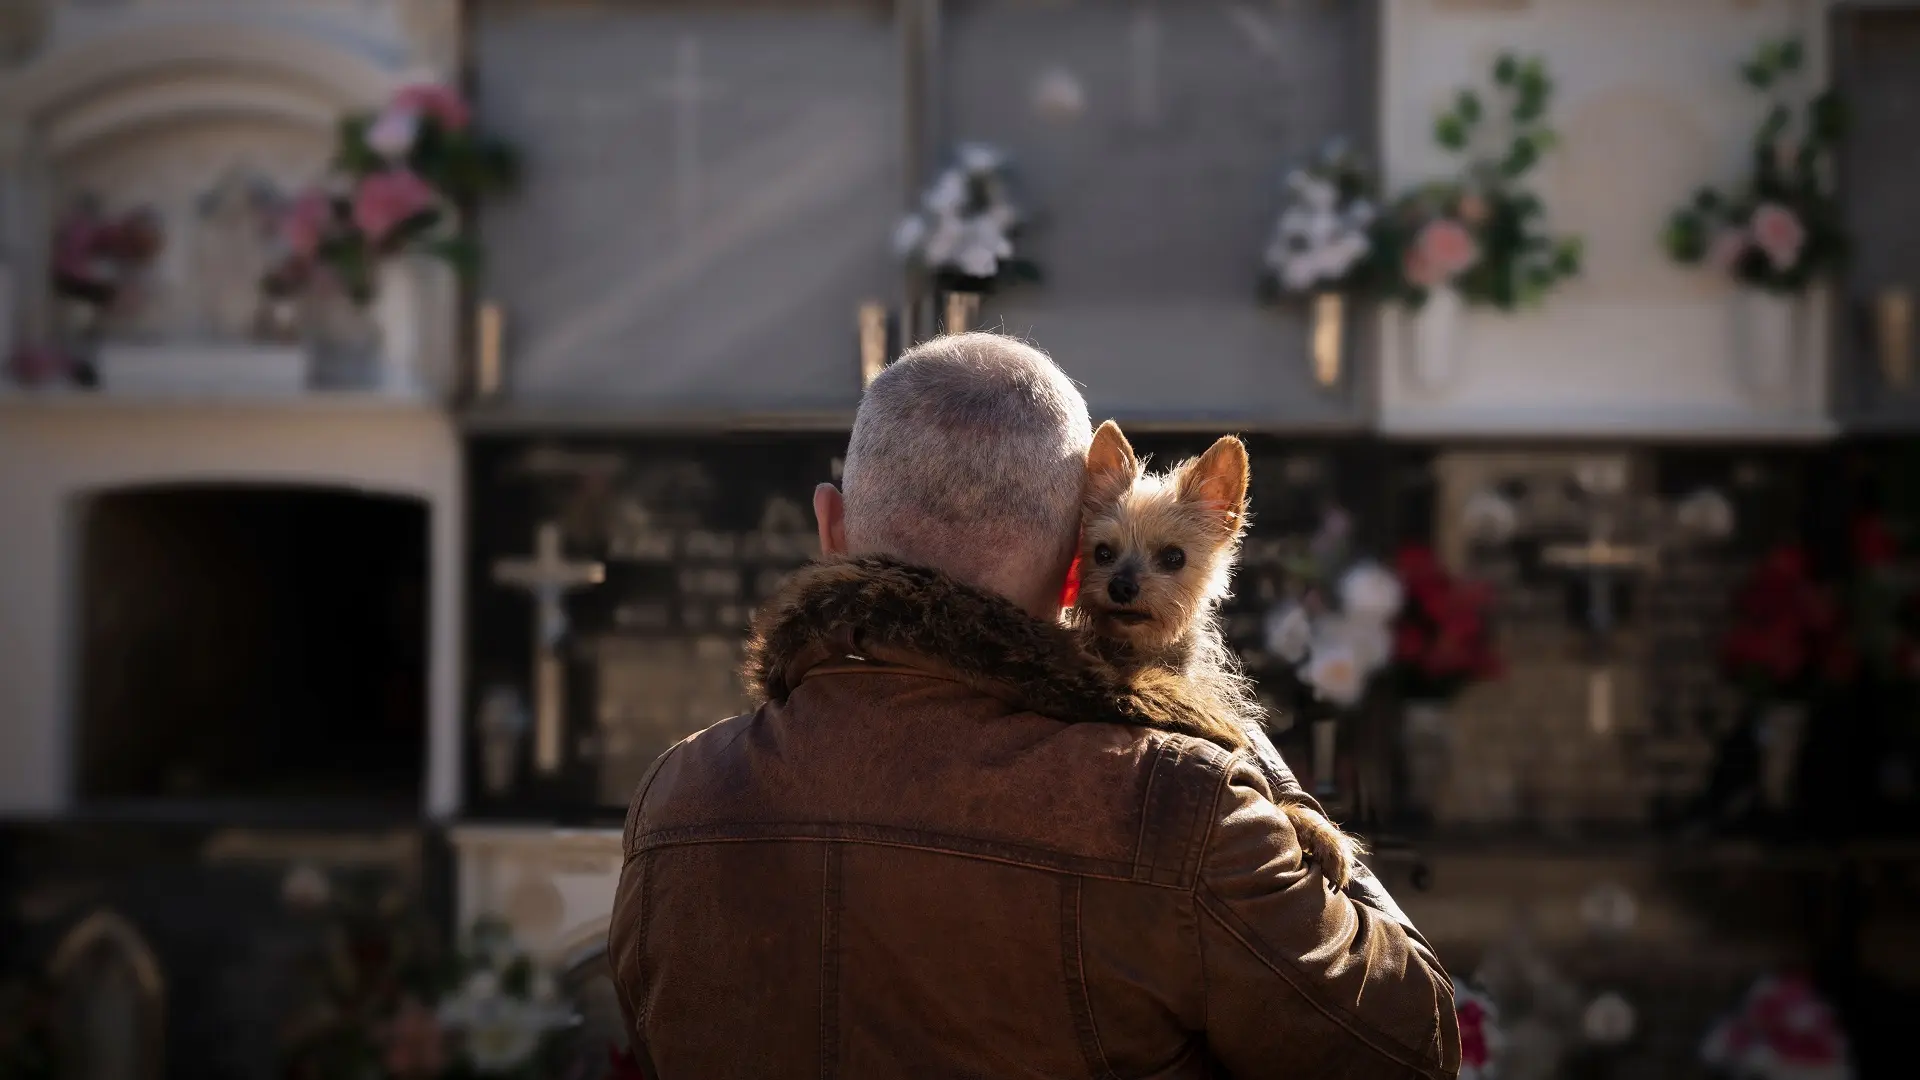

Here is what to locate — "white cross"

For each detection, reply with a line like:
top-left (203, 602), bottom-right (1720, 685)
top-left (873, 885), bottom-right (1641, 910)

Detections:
top-left (1128, 5), bottom-right (1162, 128)
top-left (492, 522), bottom-right (606, 775)
top-left (652, 35), bottom-right (727, 234)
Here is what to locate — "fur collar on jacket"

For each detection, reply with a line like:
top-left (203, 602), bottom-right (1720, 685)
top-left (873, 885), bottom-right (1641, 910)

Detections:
top-left (742, 555), bottom-right (1248, 748)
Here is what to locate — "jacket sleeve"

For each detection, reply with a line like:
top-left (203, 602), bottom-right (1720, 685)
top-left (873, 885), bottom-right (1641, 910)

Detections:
top-left (1195, 756), bottom-right (1461, 1080)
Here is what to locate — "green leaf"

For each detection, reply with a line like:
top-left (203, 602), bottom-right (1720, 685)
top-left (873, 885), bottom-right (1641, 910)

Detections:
top-left (1811, 91), bottom-right (1847, 142)
top-left (1779, 37), bottom-right (1804, 72)
top-left (1552, 236), bottom-right (1584, 276)
top-left (1456, 89), bottom-right (1483, 125)
top-left (1494, 53), bottom-right (1519, 86)
top-left (1693, 186), bottom-right (1725, 214)
top-left (1435, 114), bottom-right (1469, 151)
top-left (1756, 103), bottom-right (1790, 147)
top-left (1741, 60), bottom-right (1773, 90)
top-left (1500, 135), bottom-right (1539, 178)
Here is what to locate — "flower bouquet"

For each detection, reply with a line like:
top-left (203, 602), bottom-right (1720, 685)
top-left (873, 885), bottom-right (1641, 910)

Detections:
top-left (1261, 140), bottom-right (1378, 298)
top-left (893, 143), bottom-right (1040, 299)
top-left (279, 867), bottom-right (575, 1080)
top-left (1664, 39), bottom-right (1843, 295)
top-left (1261, 509), bottom-right (1403, 799)
top-left (1701, 975), bottom-right (1853, 1080)
top-left (1260, 140), bottom-right (1379, 389)
top-left (264, 83), bottom-right (519, 306)
top-left (1375, 53), bottom-right (1583, 313)
top-left (1719, 545), bottom-right (1850, 814)
top-left (1387, 545), bottom-right (1502, 821)
top-left (1454, 979), bottom-right (1505, 1080)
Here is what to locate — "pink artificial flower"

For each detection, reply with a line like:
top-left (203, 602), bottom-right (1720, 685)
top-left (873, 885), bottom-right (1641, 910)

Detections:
top-left (1750, 202), bottom-right (1806, 274)
top-left (366, 107), bottom-right (422, 159)
top-left (9, 345), bottom-right (75, 386)
top-left (1405, 218), bottom-right (1479, 288)
top-left (281, 189), bottom-right (332, 260)
top-left (352, 170), bottom-right (437, 246)
top-left (391, 83), bottom-right (471, 132)
top-left (1705, 227), bottom-right (1749, 274)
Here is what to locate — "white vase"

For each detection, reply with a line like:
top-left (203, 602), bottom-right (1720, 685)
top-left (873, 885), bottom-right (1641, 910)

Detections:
top-left (1756, 702), bottom-right (1807, 812)
top-left (1311, 718), bottom-right (1339, 799)
top-left (374, 256), bottom-right (426, 397)
top-left (1731, 288), bottom-right (1802, 403)
top-left (1405, 286), bottom-right (1465, 395)
top-left (1400, 701), bottom-right (1452, 818)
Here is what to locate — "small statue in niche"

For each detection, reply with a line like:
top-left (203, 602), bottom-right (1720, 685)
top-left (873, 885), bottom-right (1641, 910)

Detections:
top-left (193, 168), bottom-right (290, 342)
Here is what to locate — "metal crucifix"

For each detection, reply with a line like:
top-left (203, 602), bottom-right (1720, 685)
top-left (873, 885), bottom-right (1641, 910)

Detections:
top-left (492, 522), bottom-right (606, 776)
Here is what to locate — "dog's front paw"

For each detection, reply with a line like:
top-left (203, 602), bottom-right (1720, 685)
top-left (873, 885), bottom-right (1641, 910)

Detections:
top-left (1280, 802), bottom-right (1363, 891)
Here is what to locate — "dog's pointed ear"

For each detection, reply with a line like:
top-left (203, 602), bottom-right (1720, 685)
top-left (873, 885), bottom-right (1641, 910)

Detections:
top-left (1177, 435), bottom-right (1249, 532)
top-left (1083, 420), bottom-right (1138, 511)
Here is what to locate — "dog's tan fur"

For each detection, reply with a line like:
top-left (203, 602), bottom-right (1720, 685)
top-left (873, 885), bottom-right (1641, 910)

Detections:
top-left (1071, 420), bottom-right (1364, 888)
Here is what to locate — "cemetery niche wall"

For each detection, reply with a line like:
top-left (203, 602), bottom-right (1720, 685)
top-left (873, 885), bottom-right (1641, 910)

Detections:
top-left (918, 0), bottom-right (1380, 425)
top-left (469, 0), bottom-right (903, 415)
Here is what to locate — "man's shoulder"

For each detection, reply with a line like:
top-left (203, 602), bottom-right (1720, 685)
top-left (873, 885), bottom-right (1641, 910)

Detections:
top-left (619, 710), bottom-right (757, 849)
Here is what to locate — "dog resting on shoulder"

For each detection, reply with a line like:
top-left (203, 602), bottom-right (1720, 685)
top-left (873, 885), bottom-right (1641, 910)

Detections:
top-left (1071, 420), bottom-right (1363, 888)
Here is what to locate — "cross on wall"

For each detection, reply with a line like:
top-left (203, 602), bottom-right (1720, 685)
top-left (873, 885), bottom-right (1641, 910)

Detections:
top-left (492, 522), bottom-right (606, 776)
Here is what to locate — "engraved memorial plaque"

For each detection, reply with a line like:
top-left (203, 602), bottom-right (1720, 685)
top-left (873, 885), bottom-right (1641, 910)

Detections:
top-left (474, 1), bottom-right (903, 410)
top-left (931, 0), bottom-right (1375, 423)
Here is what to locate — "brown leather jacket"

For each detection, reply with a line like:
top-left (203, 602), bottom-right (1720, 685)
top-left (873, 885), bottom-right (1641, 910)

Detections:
top-left (612, 557), bottom-right (1460, 1079)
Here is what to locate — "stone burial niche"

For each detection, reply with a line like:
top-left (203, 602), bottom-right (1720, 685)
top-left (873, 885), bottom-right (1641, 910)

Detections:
top-left (75, 483), bottom-right (431, 813)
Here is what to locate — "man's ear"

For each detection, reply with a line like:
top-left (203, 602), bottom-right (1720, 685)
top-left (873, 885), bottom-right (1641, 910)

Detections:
top-left (1176, 435), bottom-right (1249, 532)
top-left (813, 483), bottom-right (847, 556)
top-left (1083, 419), bottom-right (1139, 511)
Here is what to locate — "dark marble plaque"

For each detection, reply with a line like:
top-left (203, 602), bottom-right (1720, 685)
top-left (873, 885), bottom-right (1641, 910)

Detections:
top-left (473, 1), bottom-right (903, 411)
top-left (465, 431), bottom-right (1386, 817)
top-left (1835, 8), bottom-right (1920, 430)
top-left (931, 0), bottom-right (1376, 423)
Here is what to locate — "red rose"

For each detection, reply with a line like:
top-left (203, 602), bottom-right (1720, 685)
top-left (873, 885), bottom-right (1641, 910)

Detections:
top-left (1852, 515), bottom-right (1898, 567)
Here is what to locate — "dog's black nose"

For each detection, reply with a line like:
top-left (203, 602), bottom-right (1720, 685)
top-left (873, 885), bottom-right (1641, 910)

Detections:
top-left (1107, 573), bottom-right (1139, 605)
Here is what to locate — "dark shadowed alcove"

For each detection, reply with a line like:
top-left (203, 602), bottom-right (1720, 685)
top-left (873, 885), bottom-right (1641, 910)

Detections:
top-left (76, 484), bottom-right (428, 813)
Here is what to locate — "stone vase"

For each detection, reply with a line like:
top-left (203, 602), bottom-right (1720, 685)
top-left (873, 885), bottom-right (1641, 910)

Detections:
top-left (1405, 286), bottom-right (1465, 395)
top-left (374, 256), bottom-right (426, 397)
top-left (1399, 700), bottom-right (1453, 820)
top-left (1732, 287), bottom-right (1802, 403)
top-left (1756, 701), bottom-right (1808, 812)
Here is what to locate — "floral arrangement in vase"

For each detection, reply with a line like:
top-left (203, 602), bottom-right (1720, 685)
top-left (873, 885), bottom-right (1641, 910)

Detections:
top-left (1454, 979), bottom-right (1505, 1080)
top-left (1261, 139), bottom-right (1378, 297)
top-left (1663, 38), bottom-right (1844, 295)
top-left (1260, 509), bottom-right (1402, 797)
top-left (1700, 974), bottom-right (1853, 1080)
top-left (51, 198), bottom-right (163, 311)
top-left (279, 866), bottom-right (575, 1080)
top-left (1375, 53), bottom-right (1583, 311)
top-left (264, 83), bottom-right (519, 306)
top-left (893, 143), bottom-right (1040, 295)
top-left (1720, 545), bottom-right (1851, 704)
top-left (1390, 545), bottom-right (1503, 704)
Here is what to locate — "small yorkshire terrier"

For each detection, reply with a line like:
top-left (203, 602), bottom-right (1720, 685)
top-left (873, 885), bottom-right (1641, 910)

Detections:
top-left (1073, 420), bottom-right (1362, 887)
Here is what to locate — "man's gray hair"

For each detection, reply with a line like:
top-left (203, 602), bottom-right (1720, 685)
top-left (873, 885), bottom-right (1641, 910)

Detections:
top-left (842, 332), bottom-right (1092, 582)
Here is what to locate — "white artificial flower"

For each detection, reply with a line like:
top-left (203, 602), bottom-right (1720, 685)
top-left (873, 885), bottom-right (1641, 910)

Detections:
top-left (1301, 641), bottom-right (1365, 708)
top-left (955, 240), bottom-right (1000, 279)
top-left (1462, 490), bottom-right (1519, 545)
top-left (280, 864), bottom-right (331, 911)
top-left (953, 219), bottom-right (1012, 278)
top-left (1339, 561), bottom-right (1404, 622)
top-left (1264, 603), bottom-right (1313, 664)
top-left (1281, 256), bottom-right (1319, 292)
top-left (366, 107), bottom-right (421, 159)
top-left (1316, 613), bottom-right (1393, 675)
top-left (1676, 487), bottom-right (1736, 541)
top-left (957, 142), bottom-right (1005, 174)
top-left (923, 170), bottom-right (967, 215)
top-left (921, 216), bottom-right (965, 266)
top-left (461, 969), bottom-right (501, 1003)
top-left (891, 214), bottom-right (928, 258)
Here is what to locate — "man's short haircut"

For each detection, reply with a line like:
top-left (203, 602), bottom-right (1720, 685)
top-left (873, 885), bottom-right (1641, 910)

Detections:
top-left (841, 332), bottom-right (1092, 583)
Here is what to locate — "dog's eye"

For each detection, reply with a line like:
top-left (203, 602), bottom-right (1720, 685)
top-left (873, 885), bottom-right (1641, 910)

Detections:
top-left (1157, 546), bottom-right (1186, 571)
top-left (1093, 543), bottom-right (1116, 566)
